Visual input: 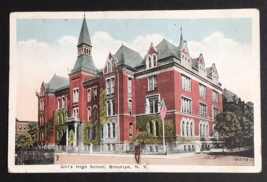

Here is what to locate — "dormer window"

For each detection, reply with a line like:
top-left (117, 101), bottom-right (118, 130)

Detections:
top-left (108, 62), bottom-right (111, 73)
top-left (149, 57), bottom-right (151, 68)
top-left (153, 55), bottom-right (157, 67)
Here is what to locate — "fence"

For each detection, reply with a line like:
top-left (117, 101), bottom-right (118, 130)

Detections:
top-left (54, 141), bottom-right (223, 155)
top-left (15, 149), bottom-right (54, 165)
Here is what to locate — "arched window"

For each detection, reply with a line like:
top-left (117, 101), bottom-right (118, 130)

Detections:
top-left (200, 123), bottom-right (202, 137)
top-left (129, 122), bottom-right (133, 137)
top-left (112, 122), bottom-right (115, 138)
top-left (206, 125), bottom-right (208, 137)
top-left (89, 49), bottom-right (91, 56)
top-left (108, 62), bottom-right (111, 72)
top-left (203, 124), bottom-right (205, 137)
top-left (186, 122), bottom-right (189, 136)
top-left (190, 122), bottom-right (193, 136)
top-left (84, 48), bottom-right (86, 53)
top-left (94, 107), bottom-right (98, 121)
top-left (107, 123), bottom-right (110, 138)
top-left (107, 101), bottom-right (111, 116)
top-left (150, 121), bottom-right (153, 135)
top-left (155, 121), bottom-right (159, 136)
top-left (182, 121), bottom-right (185, 136)
top-left (153, 55), bottom-right (156, 67)
top-left (148, 57), bottom-right (151, 68)
top-left (101, 126), bottom-right (103, 139)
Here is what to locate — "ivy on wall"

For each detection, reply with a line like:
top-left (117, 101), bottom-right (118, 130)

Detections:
top-left (83, 89), bottom-right (110, 146)
top-left (132, 115), bottom-right (176, 144)
top-left (54, 108), bottom-right (67, 145)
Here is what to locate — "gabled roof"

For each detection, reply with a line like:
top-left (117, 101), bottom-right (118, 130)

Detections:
top-left (72, 54), bottom-right (98, 73)
top-left (156, 39), bottom-right (180, 60)
top-left (46, 74), bottom-right (69, 93)
top-left (113, 44), bottom-right (143, 68)
top-left (78, 18), bottom-right (91, 46)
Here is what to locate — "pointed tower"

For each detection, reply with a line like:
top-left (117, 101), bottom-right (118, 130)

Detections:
top-left (71, 17), bottom-right (98, 74)
top-left (77, 16), bottom-right (92, 57)
top-left (179, 27), bottom-right (183, 47)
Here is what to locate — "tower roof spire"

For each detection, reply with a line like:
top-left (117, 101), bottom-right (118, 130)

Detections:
top-left (78, 16), bottom-right (92, 46)
top-left (179, 26), bottom-right (183, 46)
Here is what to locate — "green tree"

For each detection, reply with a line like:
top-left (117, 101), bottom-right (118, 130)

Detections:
top-left (241, 103), bottom-right (254, 149)
top-left (69, 129), bottom-right (75, 146)
top-left (27, 124), bottom-right (38, 147)
top-left (215, 112), bottom-right (240, 151)
top-left (15, 135), bottom-right (26, 150)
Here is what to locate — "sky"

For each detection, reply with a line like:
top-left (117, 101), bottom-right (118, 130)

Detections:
top-left (16, 18), bottom-right (252, 121)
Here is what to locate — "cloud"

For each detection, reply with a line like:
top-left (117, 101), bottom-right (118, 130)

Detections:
top-left (187, 31), bottom-right (252, 102)
top-left (91, 32), bottom-right (165, 68)
top-left (16, 31), bottom-right (252, 121)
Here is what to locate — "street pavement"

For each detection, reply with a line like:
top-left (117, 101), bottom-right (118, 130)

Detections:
top-left (54, 148), bottom-right (254, 166)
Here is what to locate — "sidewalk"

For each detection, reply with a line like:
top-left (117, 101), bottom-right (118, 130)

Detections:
top-left (54, 149), bottom-right (254, 166)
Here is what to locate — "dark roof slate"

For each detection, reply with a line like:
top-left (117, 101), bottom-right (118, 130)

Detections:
top-left (78, 18), bottom-right (91, 46)
top-left (192, 58), bottom-right (199, 70)
top-left (156, 39), bottom-right (180, 60)
top-left (72, 54), bottom-right (98, 73)
top-left (46, 74), bottom-right (69, 93)
top-left (113, 45), bottom-right (143, 68)
top-left (223, 88), bottom-right (240, 103)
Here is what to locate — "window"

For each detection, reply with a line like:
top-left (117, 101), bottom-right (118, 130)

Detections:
top-left (107, 100), bottom-right (115, 116)
top-left (128, 99), bottom-right (132, 115)
top-left (107, 101), bottom-right (111, 116)
top-left (94, 107), bottom-right (98, 121)
top-left (153, 55), bottom-right (157, 67)
top-left (107, 123), bottom-right (110, 138)
top-left (73, 88), bottom-right (79, 103)
top-left (112, 122), bottom-right (115, 138)
top-left (88, 107), bottom-right (91, 121)
top-left (91, 126), bottom-right (96, 140)
top-left (129, 122), bottom-right (133, 137)
top-left (146, 96), bottom-right (159, 114)
top-left (128, 78), bottom-right (132, 94)
top-left (190, 122), bottom-right (193, 136)
top-left (88, 89), bottom-right (91, 102)
top-left (181, 97), bottom-right (192, 114)
top-left (112, 100), bottom-right (115, 115)
top-left (111, 78), bottom-right (115, 94)
top-left (19, 125), bottom-right (22, 130)
top-left (148, 57), bottom-right (151, 68)
top-left (182, 121), bottom-right (184, 136)
top-left (108, 62), bottom-right (111, 73)
top-left (148, 75), bottom-right (157, 91)
top-left (106, 79), bottom-right (111, 94)
top-left (73, 107), bottom-right (79, 119)
top-left (182, 75), bottom-right (191, 92)
top-left (199, 103), bottom-right (207, 117)
top-left (62, 97), bottom-right (65, 108)
top-left (212, 91), bottom-right (219, 103)
top-left (57, 98), bottom-right (60, 109)
top-left (93, 87), bottom-right (97, 100)
top-left (200, 124), bottom-right (202, 137)
top-left (199, 84), bottom-right (207, 98)
top-left (186, 122), bottom-right (189, 136)
top-left (213, 107), bottom-right (219, 119)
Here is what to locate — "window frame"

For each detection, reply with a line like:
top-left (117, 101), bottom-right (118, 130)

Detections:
top-left (181, 96), bottom-right (192, 114)
top-left (148, 75), bottom-right (157, 91)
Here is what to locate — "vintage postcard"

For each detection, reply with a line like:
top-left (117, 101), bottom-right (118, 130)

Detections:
top-left (8, 9), bottom-right (261, 173)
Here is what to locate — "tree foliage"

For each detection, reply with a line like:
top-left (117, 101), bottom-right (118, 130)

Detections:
top-left (15, 124), bottom-right (38, 150)
top-left (132, 115), bottom-right (176, 144)
top-left (44, 118), bottom-right (54, 144)
top-left (69, 129), bottom-right (75, 145)
top-left (99, 88), bottom-right (109, 125)
top-left (215, 112), bottom-right (240, 139)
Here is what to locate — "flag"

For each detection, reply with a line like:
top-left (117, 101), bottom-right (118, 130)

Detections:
top-left (160, 99), bottom-right (167, 121)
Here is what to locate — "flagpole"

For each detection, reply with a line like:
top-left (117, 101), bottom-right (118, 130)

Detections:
top-left (162, 118), bottom-right (166, 155)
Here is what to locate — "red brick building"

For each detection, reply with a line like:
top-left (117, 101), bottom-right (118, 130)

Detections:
top-left (36, 18), bottom-right (223, 147)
